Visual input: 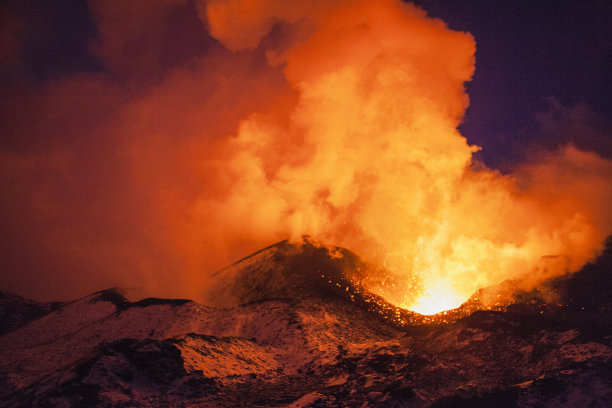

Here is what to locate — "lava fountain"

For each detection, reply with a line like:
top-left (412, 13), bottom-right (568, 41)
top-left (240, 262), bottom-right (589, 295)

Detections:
top-left (3, 0), bottom-right (610, 309)
top-left (194, 0), bottom-right (612, 314)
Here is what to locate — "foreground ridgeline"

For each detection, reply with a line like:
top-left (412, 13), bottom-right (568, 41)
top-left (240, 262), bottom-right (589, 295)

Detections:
top-left (1, 239), bottom-right (611, 407)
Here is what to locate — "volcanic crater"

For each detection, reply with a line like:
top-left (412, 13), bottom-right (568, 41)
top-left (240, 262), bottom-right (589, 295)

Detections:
top-left (1, 237), bottom-right (611, 407)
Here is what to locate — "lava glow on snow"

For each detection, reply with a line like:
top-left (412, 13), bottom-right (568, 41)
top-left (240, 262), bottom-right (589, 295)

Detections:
top-left (1, 0), bottom-right (611, 311)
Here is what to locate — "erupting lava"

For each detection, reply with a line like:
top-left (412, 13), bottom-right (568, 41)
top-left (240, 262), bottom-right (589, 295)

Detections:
top-left (2, 0), bottom-right (611, 309)
top-left (407, 280), bottom-right (466, 315)
top-left (198, 0), bottom-right (612, 313)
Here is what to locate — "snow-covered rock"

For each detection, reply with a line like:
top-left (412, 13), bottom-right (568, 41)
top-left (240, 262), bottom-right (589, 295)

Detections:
top-left (1, 238), bottom-right (611, 407)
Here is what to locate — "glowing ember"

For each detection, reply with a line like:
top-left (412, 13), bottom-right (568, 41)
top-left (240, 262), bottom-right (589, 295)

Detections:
top-left (405, 280), bottom-right (466, 315)
top-left (196, 0), bottom-right (611, 313)
top-left (3, 0), bottom-right (610, 307)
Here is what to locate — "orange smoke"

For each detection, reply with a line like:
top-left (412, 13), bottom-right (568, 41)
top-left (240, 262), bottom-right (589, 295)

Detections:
top-left (1, 0), bottom-right (610, 312)
top-left (192, 0), bottom-right (611, 313)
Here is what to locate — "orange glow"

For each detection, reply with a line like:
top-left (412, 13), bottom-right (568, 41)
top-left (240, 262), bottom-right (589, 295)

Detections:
top-left (406, 279), bottom-right (466, 315)
top-left (2, 0), bottom-right (610, 307)
top-left (196, 0), bottom-right (612, 312)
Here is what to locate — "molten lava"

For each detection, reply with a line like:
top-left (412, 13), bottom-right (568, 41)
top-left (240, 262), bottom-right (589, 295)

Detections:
top-left (196, 0), bottom-right (612, 313)
top-left (407, 280), bottom-right (466, 315)
top-left (3, 0), bottom-right (610, 307)
top-left (192, 0), bottom-right (611, 313)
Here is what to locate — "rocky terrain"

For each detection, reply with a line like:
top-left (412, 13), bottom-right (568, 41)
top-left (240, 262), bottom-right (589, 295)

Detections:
top-left (1, 238), bottom-right (611, 407)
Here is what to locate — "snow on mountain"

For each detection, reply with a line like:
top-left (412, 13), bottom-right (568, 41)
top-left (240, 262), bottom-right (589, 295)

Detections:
top-left (1, 238), bottom-right (611, 407)
top-left (0, 291), bottom-right (61, 336)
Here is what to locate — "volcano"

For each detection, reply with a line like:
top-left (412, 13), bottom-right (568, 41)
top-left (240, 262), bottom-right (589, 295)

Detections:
top-left (1, 238), bottom-right (611, 407)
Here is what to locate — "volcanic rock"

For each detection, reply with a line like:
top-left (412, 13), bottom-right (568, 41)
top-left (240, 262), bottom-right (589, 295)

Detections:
top-left (0, 238), bottom-right (611, 407)
top-left (0, 291), bottom-right (61, 336)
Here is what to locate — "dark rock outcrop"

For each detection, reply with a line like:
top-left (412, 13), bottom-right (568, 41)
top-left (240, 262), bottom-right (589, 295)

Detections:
top-left (1, 237), bottom-right (611, 407)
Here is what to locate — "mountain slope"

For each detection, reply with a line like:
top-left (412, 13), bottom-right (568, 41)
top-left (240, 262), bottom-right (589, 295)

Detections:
top-left (1, 238), bottom-right (611, 407)
top-left (0, 291), bottom-right (61, 336)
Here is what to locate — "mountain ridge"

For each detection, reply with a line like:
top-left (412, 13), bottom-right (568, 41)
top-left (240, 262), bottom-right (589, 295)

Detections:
top-left (1, 238), bottom-right (611, 407)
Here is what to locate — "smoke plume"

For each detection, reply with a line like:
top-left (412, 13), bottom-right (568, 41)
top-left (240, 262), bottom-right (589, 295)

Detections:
top-left (1, 0), bottom-right (610, 314)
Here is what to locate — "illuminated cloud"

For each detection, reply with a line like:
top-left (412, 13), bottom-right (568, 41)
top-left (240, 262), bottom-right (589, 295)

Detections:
top-left (0, 0), bottom-right (610, 314)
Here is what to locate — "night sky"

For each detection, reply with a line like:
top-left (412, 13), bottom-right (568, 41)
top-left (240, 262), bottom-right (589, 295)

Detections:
top-left (415, 0), bottom-right (612, 168)
top-left (1, 0), bottom-right (611, 301)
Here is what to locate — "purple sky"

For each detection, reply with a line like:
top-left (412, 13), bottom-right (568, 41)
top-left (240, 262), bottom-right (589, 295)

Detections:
top-left (415, 0), bottom-right (612, 168)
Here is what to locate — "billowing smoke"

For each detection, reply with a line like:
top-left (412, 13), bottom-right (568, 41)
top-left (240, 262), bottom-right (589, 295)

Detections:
top-left (1, 0), bottom-right (611, 313)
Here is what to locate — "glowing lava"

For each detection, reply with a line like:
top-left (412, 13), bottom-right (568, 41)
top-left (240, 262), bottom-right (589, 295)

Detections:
top-left (405, 280), bottom-right (466, 315)
top-left (196, 0), bottom-right (612, 311)
top-left (5, 0), bottom-right (609, 307)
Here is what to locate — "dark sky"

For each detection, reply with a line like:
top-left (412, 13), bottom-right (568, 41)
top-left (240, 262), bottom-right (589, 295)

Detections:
top-left (415, 0), bottom-right (612, 168)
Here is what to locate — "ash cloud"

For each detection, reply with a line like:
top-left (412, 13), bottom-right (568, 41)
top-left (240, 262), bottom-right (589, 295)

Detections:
top-left (0, 0), bottom-right (610, 312)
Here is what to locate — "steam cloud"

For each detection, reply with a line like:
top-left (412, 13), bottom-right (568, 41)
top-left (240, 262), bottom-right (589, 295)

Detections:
top-left (1, 0), bottom-right (611, 313)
